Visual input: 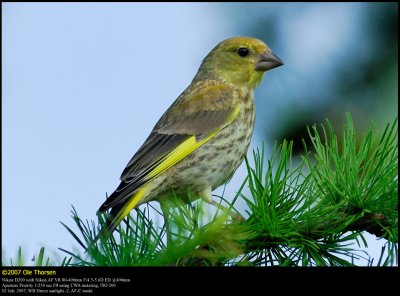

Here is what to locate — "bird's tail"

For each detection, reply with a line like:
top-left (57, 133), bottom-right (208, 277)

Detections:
top-left (92, 184), bottom-right (150, 245)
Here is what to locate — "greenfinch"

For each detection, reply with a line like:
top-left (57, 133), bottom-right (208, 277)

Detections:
top-left (97, 36), bottom-right (283, 239)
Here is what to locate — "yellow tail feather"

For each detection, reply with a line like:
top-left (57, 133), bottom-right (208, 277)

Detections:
top-left (111, 183), bottom-right (151, 230)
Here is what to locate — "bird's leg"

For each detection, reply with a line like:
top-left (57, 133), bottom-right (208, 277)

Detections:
top-left (209, 200), bottom-right (245, 221)
top-left (198, 187), bottom-right (245, 221)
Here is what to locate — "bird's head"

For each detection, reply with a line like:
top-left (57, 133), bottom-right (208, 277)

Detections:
top-left (197, 37), bottom-right (283, 89)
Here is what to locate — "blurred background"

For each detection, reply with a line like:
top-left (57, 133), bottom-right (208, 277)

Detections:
top-left (2, 3), bottom-right (398, 265)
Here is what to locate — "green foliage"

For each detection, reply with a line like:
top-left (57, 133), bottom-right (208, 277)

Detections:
top-left (4, 114), bottom-right (397, 266)
top-left (240, 114), bottom-right (397, 266)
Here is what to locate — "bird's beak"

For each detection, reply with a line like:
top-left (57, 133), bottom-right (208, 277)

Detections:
top-left (255, 51), bottom-right (284, 71)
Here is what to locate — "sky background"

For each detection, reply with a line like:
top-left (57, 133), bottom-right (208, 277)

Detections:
top-left (2, 2), bottom-right (398, 265)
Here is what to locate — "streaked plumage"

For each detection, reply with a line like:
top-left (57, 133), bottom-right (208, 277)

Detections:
top-left (97, 36), bottom-right (283, 239)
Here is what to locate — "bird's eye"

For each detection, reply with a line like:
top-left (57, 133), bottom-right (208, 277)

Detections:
top-left (237, 47), bottom-right (250, 57)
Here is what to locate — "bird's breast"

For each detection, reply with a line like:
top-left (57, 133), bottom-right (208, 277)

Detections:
top-left (169, 91), bottom-right (256, 191)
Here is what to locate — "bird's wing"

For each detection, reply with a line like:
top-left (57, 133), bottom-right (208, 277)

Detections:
top-left (98, 85), bottom-right (240, 213)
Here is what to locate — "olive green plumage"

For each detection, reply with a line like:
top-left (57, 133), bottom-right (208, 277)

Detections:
top-left (97, 36), bottom-right (283, 238)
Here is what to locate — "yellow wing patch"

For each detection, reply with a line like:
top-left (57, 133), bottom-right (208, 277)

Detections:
top-left (147, 105), bottom-right (241, 180)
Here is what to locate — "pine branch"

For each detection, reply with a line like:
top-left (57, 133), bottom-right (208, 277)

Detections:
top-left (344, 213), bottom-right (387, 238)
top-left (245, 212), bottom-right (390, 251)
top-left (176, 210), bottom-right (391, 266)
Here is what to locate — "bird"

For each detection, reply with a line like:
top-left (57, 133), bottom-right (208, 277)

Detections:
top-left (96, 36), bottom-right (283, 241)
